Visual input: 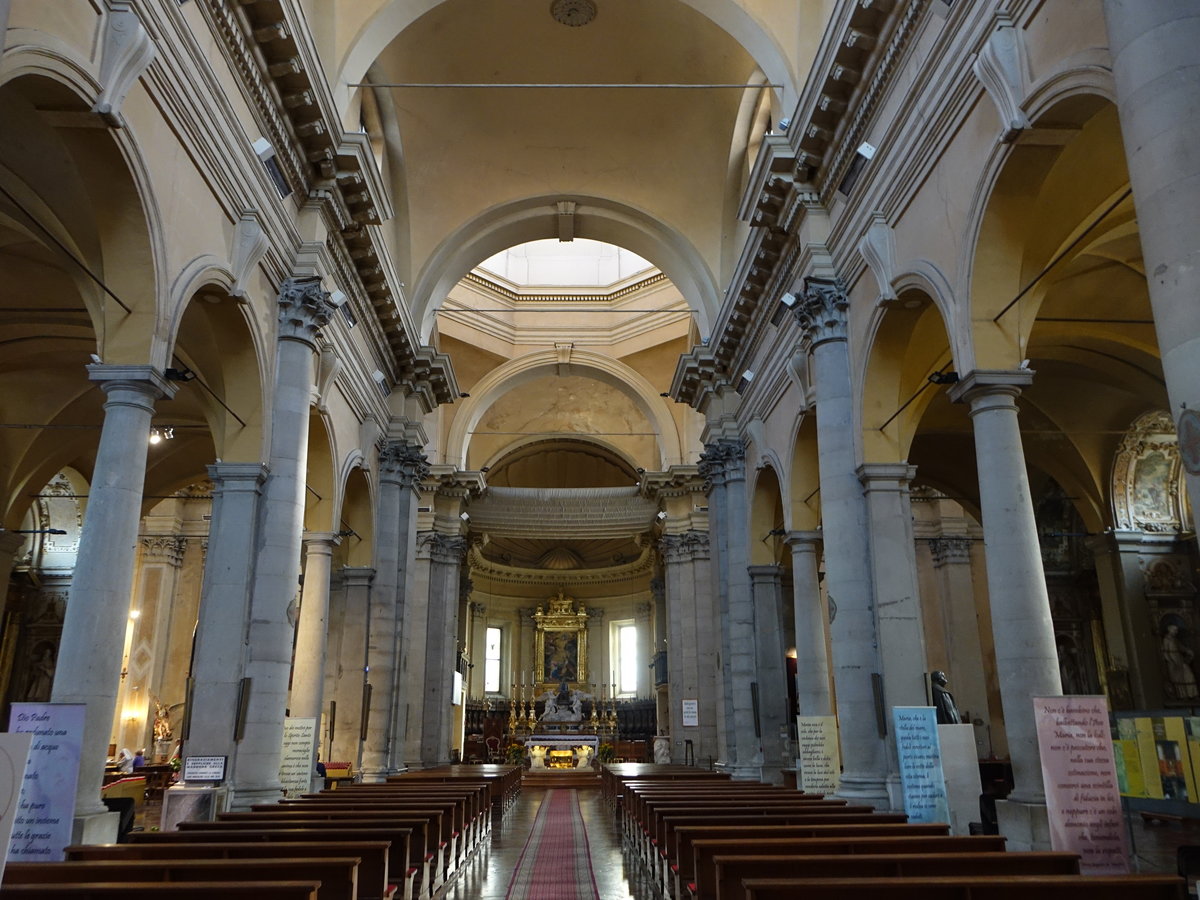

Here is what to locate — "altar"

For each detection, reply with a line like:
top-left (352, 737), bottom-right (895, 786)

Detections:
top-left (524, 734), bottom-right (599, 770)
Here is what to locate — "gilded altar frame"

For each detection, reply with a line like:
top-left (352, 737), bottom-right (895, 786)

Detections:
top-left (532, 592), bottom-right (588, 690)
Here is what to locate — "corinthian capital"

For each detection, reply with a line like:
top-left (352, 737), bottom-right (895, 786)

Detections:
top-left (379, 441), bottom-right (430, 488)
top-left (698, 439), bottom-right (746, 490)
top-left (792, 276), bottom-right (849, 347)
top-left (658, 530), bottom-right (710, 563)
top-left (277, 275), bottom-right (335, 344)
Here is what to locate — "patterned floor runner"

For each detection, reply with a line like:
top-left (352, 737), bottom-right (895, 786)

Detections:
top-left (504, 789), bottom-right (600, 900)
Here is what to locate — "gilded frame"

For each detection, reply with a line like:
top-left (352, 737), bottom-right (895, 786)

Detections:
top-left (532, 592), bottom-right (588, 690)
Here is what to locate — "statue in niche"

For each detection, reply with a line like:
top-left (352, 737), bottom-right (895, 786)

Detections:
top-left (1162, 622), bottom-right (1200, 700)
top-left (931, 670), bottom-right (960, 725)
top-left (23, 643), bottom-right (56, 702)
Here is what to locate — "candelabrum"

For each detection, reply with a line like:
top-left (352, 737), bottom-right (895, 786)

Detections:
top-left (607, 694), bottom-right (618, 735)
top-left (526, 696), bottom-right (537, 732)
top-left (508, 692), bottom-right (518, 734)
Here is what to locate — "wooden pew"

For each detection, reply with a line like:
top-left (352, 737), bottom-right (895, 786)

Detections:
top-left (670, 823), bottom-right (952, 900)
top-left (294, 786), bottom-right (488, 853)
top-left (0, 883), bottom-right (321, 899)
top-left (706, 852), bottom-right (1080, 900)
top-left (142, 826), bottom-right (418, 900)
top-left (2, 858), bottom-right (357, 900)
top-left (65, 841), bottom-right (392, 900)
top-left (739, 873), bottom-right (1186, 900)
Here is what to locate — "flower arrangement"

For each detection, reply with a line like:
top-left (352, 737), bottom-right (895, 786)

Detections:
top-left (506, 742), bottom-right (525, 764)
top-left (598, 742), bottom-right (615, 763)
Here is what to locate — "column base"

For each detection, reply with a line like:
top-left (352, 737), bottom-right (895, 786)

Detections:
top-left (996, 798), bottom-right (1052, 851)
top-left (161, 785), bottom-right (229, 829)
top-left (715, 761), bottom-right (764, 781)
top-left (833, 772), bottom-right (890, 810)
top-left (227, 785), bottom-right (285, 811)
top-left (72, 810), bottom-right (119, 846)
top-left (885, 773), bottom-right (905, 813)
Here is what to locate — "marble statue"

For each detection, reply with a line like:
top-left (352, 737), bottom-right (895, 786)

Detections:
top-left (528, 745), bottom-right (547, 770)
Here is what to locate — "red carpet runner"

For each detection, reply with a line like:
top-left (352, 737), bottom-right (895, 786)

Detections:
top-left (504, 789), bottom-right (600, 900)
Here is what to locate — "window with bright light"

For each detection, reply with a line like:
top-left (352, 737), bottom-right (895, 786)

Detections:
top-left (484, 626), bottom-right (501, 694)
top-left (611, 620), bottom-right (639, 696)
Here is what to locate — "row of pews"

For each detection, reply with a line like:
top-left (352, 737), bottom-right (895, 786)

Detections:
top-left (604, 763), bottom-right (1186, 900)
top-left (0, 763), bottom-right (521, 900)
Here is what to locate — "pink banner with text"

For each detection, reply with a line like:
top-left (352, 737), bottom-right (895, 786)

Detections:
top-left (1033, 695), bottom-right (1130, 874)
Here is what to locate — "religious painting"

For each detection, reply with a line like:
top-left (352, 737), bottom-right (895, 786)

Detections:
top-left (532, 592), bottom-right (588, 690)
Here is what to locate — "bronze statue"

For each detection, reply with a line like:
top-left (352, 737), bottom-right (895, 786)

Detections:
top-left (931, 670), bottom-right (960, 725)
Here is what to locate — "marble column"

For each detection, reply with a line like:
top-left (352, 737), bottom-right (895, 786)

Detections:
top-left (784, 531), bottom-right (832, 717)
top-left (749, 564), bottom-right (790, 774)
top-left (1104, 0), bottom-right (1200, 536)
top-left (419, 533), bottom-right (467, 765)
top-left (361, 441), bottom-right (426, 781)
top-left (700, 438), bottom-right (761, 778)
top-left (659, 531), bottom-right (718, 763)
top-left (290, 532), bottom-right (340, 778)
top-left (950, 371), bottom-right (1061, 848)
top-left (231, 276), bottom-right (336, 809)
top-left (327, 567), bottom-right (373, 766)
top-left (52, 364), bottom-right (176, 838)
top-left (793, 278), bottom-right (887, 806)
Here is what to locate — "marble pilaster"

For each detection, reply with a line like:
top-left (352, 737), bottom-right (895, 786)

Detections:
top-left (793, 277), bottom-right (888, 806)
top-left (784, 531), bottom-right (832, 717)
top-left (1104, 0), bottom-right (1200, 537)
top-left (361, 441), bottom-right (426, 781)
top-left (52, 364), bottom-right (176, 835)
top-left (950, 370), bottom-right (1061, 848)
top-left (634, 602), bottom-right (653, 699)
top-left (749, 564), bottom-right (791, 774)
top-left (418, 533), bottom-right (467, 766)
top-left (326, 567), bottom-right (373, 765)
top-left (231, 276), bottom-right (336, 809)
top-left (700, 439), bottom-right (761, 779)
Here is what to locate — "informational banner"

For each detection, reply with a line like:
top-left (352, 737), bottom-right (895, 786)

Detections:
top-left (796, 715), bottom-right (840, 794)
top-left (7, 702), bottom-right (85, 862)
top-left (892, 706), bottom-right (949, 824)
top-left (1033, 696), bottom-right (1130, 874)
top-left (279, 717), bottom-right (317, 798)
top-left (681, 699), bottom-right (699, 727)
top-left (0, 733), bottom-right (33, 879)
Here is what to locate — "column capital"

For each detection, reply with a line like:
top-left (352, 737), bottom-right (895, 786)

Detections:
top-left (302, 531), bottom-right (342, 554)
top-left (857, 462), bottom-right (918, 491)
top-left (783, 529), bottom-right (822, 550)
top-left (141, 535), bottom-right (186, 566)
top-left (469, 601), bottom-right (487, 616)
top-left (416, 531), bottom-right (467, 564)
top-left (339, 566), bottom-right (375, 587)
top-left (658, 530), bottom-right (710, 563)
top-left (699, 438), bottom-right (746, 489)
top-left (748, 564), bottom-right (782, 582)
top-left (379, 440), bottom-right (429, 489)
top-left (87, 364), bottom-right (179, 402)
top-left (792, 276), bottom-right (849, 348)
top-left (948, 368), bottom-right (1034, 408)
top-left (928, 536), bottom-right (973, 567)
top-left (277, 275), bottom-right (336, 346)
top-left (207, 462), bottom-right (269, 493)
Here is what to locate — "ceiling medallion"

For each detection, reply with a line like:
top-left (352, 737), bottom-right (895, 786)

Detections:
top-left (551, 0), bottom-right (597, 27)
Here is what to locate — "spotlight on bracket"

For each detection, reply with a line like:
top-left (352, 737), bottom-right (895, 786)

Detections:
top-left (927, 371), bottom-right (960, 386)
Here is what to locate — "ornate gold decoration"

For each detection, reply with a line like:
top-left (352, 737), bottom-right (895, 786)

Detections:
top-left (532, 591), bottom-right (588, 690)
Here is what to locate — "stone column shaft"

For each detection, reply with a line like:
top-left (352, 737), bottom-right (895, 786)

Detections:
top-left (419, 534), bottom-right (466, 765)
top-left (328, 567), bottom-right (373, 766)
top-left (231, 276), bottom-right (335, 808)
top-left (930, 537), bottom-right (992, 735)
top-left (950, 372), bottom-right (1061, 810)
top-left (660, 532), bottom-right (717, 763)
top-left (52, 365), bottom-right (175, 828)
top-left (1104, 0), bottom-right (1200, 536)
top-left (635, 603), bottom-right (653, 699)
top-left (290, 532), bottom-right (340, 770)
top-left (785, 531), bottom-right (832, 717)
top-left (749, 564), bottom-right (790, 772)
top-left (795, 278), bottom-right (887, 806)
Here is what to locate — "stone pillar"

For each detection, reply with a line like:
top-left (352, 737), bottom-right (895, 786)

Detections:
top-left (361, 442), bottom-right (426, 781)
top-left (403, 535), bottom-right (434, 767)
top-left (1104, 1), bottom-right (1200, 536)
top-left (0, 531), bottom-right (27, 603)
top-left (785, 531), bottom-right (832, 717)
top-left (51, 364), bottom-right (176, 837)
top-left (468, 602), bottom-right (488, 698)
top-left (650, 575), bottom-right (669, 727)
top-left (793, 278), bottom-right (887, 806)
top-left (950, 371), bottom-right (1061, 848)
top-left (419, 533), bottom-right (467, 765)
top-left (290, 532), bottom-right (340, 777)
top-left (749, 564), bottom-right (790, 774)
top-left (327, 567), bottom-right (373, 766)
top-left (231, 276), bottom-right (336, 809)
top-left (699, 440), bottom-right (761, 779)
top-left (659, 531), bottom-right (718, 763)
top-left (929, 536), bottom-right (992, 748)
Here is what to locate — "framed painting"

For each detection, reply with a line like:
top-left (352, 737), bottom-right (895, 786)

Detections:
top-left (532, 592), bottom-right (589, 690)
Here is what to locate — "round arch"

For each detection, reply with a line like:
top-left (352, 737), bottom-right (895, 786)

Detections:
top-left (413, 195), bottom-right (718, 341)
top-left (444, 349), bottom-right (685, 470)
top-left (749, 463), bottom-right (785, 566)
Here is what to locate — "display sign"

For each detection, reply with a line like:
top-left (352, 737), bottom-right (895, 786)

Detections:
top-left (796, 715), bottom-right (840, 794)
top-left (681, 699), bottom-right (699, 727)
top-left (1034, 695), bottom-right (1130, 874)
top-left (279, 717), bottom-right (317, 798)
top-left (0, 733), bottom-right (33, 878)
top-left (892, 706), bottom-right (949, 825)
top-left (7, 702), bottom-right (84, 862)
top-left (182, 756), bottom-right (227, 782)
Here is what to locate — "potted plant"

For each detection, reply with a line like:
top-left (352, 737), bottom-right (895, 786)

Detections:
top-left (598, 742), bottom-right (615, 763)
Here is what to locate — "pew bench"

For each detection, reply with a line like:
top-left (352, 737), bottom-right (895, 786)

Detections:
top-left (2, 858), bottom-right (358, 900)
top-left (739, 873), bottom-right (1186, 900)
top-left (0, 883), bottom-right (320, 899)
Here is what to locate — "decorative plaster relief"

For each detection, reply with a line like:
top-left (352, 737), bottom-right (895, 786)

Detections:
top-left (93, 1), bottom-right (155, 128)
top-left (857, 214), bottom-right (898, 302)
top-left (972, 13), bottom-right (1032, 143)
top-left (1112, 410), bottom-right (1188, 533)
top-left (229, 211), bottom-right (270, 299)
